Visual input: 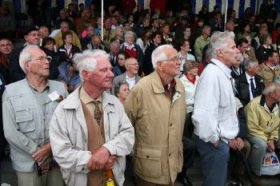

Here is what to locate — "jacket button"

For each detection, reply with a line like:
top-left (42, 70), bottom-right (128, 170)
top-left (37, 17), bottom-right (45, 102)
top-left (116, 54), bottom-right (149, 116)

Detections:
top-left (146, 155), bottom-right (149, 158)
top-left (169, 153), bottom-right (171, 157)
top-left (170, 123), bottom-right (172, 127)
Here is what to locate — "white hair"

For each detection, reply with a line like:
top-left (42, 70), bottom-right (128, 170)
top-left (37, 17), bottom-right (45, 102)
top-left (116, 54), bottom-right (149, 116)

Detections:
top-left (124, 31), bottom-right (136, 41)
top-left (19, 45), bottom-right (40, 73)
top-left (210, 31), bottom-right (235, 58)
top-left (151, 44), bottom-right (174, 69)
top-left (73, 49), bottom-right (109, 82)
top-left (244, 59), bottom-right (258, 70)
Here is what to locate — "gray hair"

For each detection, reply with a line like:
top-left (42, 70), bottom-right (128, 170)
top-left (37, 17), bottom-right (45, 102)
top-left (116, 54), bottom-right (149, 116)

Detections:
top-left (73, 49), bottom-right (110, 82)
top-left (263, 82), bottom-right (278, 96)
top-left (110, 40), bottom-right (120, 49)
top-left (151, 44), bottom-right (174, 69)
top-left (243, 59), bottom-right (258, 71)
top-left (209, 31), bottom-right (235, 58)
top-left (19, 45), bottom-right (40, 73)
top-left (124, 31), bottom-right (136, 41)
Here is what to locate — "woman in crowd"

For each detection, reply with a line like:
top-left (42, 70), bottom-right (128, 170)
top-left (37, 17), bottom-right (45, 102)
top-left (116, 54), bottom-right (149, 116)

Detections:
top-left (114, 81), bottom-right (130, 104)
top-left (112, 51), bottom-right (129, 76)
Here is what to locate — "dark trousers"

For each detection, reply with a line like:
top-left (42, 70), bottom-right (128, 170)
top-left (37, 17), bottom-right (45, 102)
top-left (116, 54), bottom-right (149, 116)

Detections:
top-left (194, 136), bottom-right (230, 186)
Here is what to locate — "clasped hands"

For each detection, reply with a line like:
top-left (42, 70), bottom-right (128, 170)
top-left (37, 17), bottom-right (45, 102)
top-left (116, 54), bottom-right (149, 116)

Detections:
top-left (87, 146), bottom-right (117, 170)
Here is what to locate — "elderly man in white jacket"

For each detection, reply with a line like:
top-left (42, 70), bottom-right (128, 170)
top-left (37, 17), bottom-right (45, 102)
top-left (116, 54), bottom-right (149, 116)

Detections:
top-left (49, 49), bottom-right (135, 186)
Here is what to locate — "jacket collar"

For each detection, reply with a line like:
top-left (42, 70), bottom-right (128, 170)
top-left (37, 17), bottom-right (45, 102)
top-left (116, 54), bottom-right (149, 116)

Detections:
top-left (150, 71), bottom-right (184, 102)
top-left (259, 94), bottom-right (279, 112)
top-left (63, 86), bottom-right (115, 112)
top-left (211, 58), bottom-right (232, 79)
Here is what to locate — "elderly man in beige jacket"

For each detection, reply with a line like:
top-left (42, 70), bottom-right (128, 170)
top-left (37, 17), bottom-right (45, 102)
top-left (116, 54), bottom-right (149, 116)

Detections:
top-left (124, 44), bottom-right (186, 186)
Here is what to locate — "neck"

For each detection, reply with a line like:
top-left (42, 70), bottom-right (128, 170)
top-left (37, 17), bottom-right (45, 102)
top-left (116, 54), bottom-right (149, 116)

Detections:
top-left (83, 84), bottom-right (103, 100)
top-left (202, 34), bottom-right (208, 39)
top-left (180, 50), bottom-right (188, 55)
top-left (119, 97), bottom-right (126, 104)
top-left (265, 96), bottom-right (276, 109)
top-left (186, 74), bottom-right (195, 80)
top-left (266, 60), bottom-right (275, 67)
top-left (26, 75), bottom-right (48, 92)
top-left (157, 71), bottom-right (174, 86)
top-left (126, 71), bottom-right (135, 78)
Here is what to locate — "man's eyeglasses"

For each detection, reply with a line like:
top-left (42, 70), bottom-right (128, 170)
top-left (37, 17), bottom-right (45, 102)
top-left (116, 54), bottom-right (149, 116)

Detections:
top-left (31, 56), bottom-right (52, 63)
top-left (159, 55), bottom-right (180, 62)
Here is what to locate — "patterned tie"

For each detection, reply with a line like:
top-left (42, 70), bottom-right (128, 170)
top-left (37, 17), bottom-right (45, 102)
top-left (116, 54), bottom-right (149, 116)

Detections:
top-left (93, 101), bottom-right (102, 125)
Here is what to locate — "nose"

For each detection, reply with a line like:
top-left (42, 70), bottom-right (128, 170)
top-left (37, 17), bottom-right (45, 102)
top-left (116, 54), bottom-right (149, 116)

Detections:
top-left (108, 69), bottom-right (114, 77)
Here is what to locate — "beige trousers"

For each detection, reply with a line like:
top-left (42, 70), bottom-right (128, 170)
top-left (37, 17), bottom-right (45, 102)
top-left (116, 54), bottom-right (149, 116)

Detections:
top-left (17, 168), bottom-right (64, 186)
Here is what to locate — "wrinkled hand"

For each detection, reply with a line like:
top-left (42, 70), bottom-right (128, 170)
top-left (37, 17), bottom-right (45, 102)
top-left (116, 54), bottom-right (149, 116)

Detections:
top-left (229, 139), bottom-right (238, 150)
top-left (87, 147), bottom-right (110, 170)
top-left (267, 140), bottom-right (275, 152)
top-left (32, 144), bottom-right (52, 165)
top-left (229, 138), bottom-right (244, 151)
top-left (104, 156), bottom-right (117, 170)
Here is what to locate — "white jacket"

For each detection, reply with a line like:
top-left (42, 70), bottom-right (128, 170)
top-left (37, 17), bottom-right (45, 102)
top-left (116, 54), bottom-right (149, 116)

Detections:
top-left (179, 75), bottom-right (199, 113)
top-left (49, 88), bottom-right (135, 186)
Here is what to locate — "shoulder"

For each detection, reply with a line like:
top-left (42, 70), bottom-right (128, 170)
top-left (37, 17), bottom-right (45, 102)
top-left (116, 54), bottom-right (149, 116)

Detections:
top-left (5, 80), bottom-right (26, 92)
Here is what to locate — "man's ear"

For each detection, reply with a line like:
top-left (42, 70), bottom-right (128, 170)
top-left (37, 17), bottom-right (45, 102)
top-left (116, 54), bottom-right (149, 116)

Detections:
top-left (24, 62), bottom-right (30, 72)
top-left (82, 70), bottom-right (88, 80)
top-left (217, 49), bottom-right (223, 57)
top-left (156, 61), bottom-right (163, 71)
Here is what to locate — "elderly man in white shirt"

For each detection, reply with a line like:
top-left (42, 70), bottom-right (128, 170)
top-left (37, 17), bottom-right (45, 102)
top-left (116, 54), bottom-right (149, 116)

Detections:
top-left (192, 31), bottom-right (244, 186)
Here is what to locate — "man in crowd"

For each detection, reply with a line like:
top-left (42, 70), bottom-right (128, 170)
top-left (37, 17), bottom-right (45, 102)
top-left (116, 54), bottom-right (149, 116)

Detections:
top-left (194, 25), bottom-right (211, 61)
top-left (245, 81), bottom-right (280, 185)
top-left (125, 45), bottom-right (186, 186)
top-left (258, 50), bottom-right (280, 86)
top-left (192, 31), bottom-right (243, 186)
top-left (3, 45), bottom-right (68, 186)
top-left (9, 27), bottom-right (40, 83)
top-left (112, 57), bottom-right (140, 94)
top-left (49, 49), bottom-right (134, 186)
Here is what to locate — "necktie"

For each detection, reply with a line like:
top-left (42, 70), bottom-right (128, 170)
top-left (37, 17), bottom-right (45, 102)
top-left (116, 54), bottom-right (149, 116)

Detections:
top-left (250, 77), bottom-right (257, 98)
top-left (93, 101), bottom-right (102, 125)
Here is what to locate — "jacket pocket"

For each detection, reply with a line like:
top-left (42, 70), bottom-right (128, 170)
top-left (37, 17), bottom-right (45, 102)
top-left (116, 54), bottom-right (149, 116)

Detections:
top-left (15, 106), bottom-right (35, 133)
top-left (135, 148), bottom-right (161, 178)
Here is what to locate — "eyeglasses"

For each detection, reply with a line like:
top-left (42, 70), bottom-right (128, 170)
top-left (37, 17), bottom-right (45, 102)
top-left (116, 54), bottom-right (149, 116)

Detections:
top-left (31, 56), bottom-right (52, 62)
top-left (128, 63), bottom-right (139, 66)
top-left (118, 58), bottom-right (125, 60)
top-left (159, 55), bottom-right (180, 63)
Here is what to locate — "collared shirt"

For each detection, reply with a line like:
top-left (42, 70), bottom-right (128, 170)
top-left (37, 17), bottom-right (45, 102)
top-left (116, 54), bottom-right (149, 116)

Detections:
top-left (80, 86), bottom-right (102, 117)
top-left (192, 58), bottom-right (239, 143)
top-left (126, 74), bottom-right (136, 89)
top-left (27, 80), bottom-right (50, 144)
top-left (245, 72), bottom-right (255, 100)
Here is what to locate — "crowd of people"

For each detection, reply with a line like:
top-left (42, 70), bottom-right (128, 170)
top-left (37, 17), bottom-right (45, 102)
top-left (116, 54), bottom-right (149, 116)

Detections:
top-left (1, 0), bottom-right (280, 186)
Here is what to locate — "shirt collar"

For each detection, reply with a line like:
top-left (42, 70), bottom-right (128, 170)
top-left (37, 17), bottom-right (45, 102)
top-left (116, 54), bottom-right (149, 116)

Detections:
top-left (211, 58), bottom-right (232, 78)
top-left (80, 86), bottom-right (102, 104)
top-left (26, 79), bottom-right (49, 93)
top-left (245, 72), bottom-right (254, 82)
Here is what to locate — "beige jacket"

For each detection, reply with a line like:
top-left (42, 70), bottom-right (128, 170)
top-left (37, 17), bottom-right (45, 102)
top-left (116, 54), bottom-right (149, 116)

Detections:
top-left (124, 71), bottom-right (186, 184)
